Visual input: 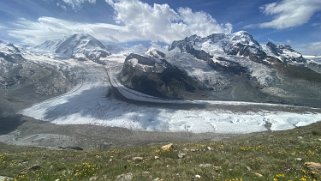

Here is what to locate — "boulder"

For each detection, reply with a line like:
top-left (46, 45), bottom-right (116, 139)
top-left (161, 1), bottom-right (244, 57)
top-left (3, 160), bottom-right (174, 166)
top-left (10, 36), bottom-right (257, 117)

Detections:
top-left (161, 143), bottom-right (174, 152)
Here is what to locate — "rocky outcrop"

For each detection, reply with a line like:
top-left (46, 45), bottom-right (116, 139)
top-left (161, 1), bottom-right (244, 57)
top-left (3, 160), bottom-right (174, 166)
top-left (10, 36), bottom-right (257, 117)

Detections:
top-left (119, 51), bottom-right (197, 98)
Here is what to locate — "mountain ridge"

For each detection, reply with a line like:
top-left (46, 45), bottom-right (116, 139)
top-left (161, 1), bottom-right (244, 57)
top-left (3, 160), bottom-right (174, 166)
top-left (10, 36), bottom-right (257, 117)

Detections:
top-left (119, 31), bottom-right (321, 107)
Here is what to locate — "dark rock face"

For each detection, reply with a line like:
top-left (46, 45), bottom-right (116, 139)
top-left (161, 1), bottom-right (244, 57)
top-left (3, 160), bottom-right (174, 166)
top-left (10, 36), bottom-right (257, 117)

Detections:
top-left (224, 42), bottom-right (267, 63)
top-left (266, 42), bottom-right (306, 63)
top-left (208, 57), bottom-right (248, 75)
top-left (0, 52), bottom-right (24, 64)
top-left (0, 41), bottom-right (24, 64)
top-left (266, 42), bottom-right (279, 55)
top-left (185, 44), bottom-right (213, 62)
top-left (169, 34), bottom-right (202, 51)
top-left (119, 53), bottom-right (196, 98)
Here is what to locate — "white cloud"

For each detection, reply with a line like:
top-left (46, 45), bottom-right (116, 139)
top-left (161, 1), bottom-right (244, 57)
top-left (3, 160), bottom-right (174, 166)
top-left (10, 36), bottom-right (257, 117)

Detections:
top-left (301, 42), bottom-right (321, 56)
top-left (258, 0), bottom-right (321, 29)
top-left (106, 0), bottom-right (232, 42)
top-left (61, 0), bottom-right (96, 10)
top-left (7, 0), bottom-right (231, 45)
top-left (8, 17), bottom-right (124, 44)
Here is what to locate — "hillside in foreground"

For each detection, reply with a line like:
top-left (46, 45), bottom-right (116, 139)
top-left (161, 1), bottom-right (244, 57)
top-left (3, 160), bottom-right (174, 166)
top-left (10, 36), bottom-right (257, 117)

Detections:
top-left (1, 121), bottom-right (321, 181)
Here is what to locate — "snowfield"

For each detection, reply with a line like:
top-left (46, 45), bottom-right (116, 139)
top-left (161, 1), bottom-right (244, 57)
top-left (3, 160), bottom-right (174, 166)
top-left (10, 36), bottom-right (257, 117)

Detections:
top-left (20, 55), bottom-right (321, 134)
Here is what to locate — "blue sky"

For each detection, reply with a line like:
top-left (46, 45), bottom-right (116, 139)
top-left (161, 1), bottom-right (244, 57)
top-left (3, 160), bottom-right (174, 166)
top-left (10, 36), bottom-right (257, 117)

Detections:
top-left (0, 0), bottom-right (320, 55)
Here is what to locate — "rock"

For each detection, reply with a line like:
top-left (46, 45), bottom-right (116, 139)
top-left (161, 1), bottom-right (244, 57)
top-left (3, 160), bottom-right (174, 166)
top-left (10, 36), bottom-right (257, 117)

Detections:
top-left (304, 162), bottom-right (321, 174)
top-left (154, 156), bottom-right (160, 160)
top-left (132, 157), bottom-right (143, 162)
top-left (22, 164), bottom-right (41, 173)
top-left (190, 148), bottom-right (198, 152)
top-left (295, 158), bottom-right (303, 161)
top-left (161, 143), bottom-right (174, 152)
top-left (102, 175), bottom-right (108, 180)
top-left (194, 175), bottom-right (201, 179)
top-left (182, 148), bottom-right (189, 152)
top-left (142, 171), bottom-right (150, 176)
top-left (254, 172), bottom-right (263, 177)
top-left (153, 178), bottom-right (164, 181)
top-left (199, 163), bottom-right (212, 168)
top-left (29, 164), bottom-right (41, 171)
top-left (58, 146), bottom-right (83, 151)
top-left (246, 166), bottom-right (252, 171)
top-left (0, 176), bottom-right (13, 181)
top-left (177, 152), bottom-right (186, 159)
top-left (89, 176), bottom-right (98, 181)
top-left (213, 166), bottom-right (222, 171)
top-left (115, 172), bottom-right (133, 181)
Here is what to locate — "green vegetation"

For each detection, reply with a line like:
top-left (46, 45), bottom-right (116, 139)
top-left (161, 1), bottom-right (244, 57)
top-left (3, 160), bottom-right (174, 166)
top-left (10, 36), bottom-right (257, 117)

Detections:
top-left (1, 123), bottom-right (321, 181)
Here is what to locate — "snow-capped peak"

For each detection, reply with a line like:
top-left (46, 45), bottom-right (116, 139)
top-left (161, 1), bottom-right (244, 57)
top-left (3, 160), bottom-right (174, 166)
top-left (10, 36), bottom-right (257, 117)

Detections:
top-left (230, 31), bottom-right (260, 48)
top-left (56, 34), bottom-right (106, 55)
top-left (54, 33), bottom-right (110, 61)
top-left (145, 47), bottom-right (166, 59)
top-left (264, 41), bottom-right (305, 63)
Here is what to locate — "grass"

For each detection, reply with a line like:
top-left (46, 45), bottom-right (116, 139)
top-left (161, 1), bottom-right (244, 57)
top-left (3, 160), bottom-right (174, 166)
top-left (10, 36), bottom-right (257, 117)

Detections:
top-left (1, 123), bottom-right (321, 181)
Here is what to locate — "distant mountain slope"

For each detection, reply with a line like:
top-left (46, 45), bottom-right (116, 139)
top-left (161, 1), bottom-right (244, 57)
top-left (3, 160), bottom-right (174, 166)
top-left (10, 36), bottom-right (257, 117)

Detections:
top-left (0, 40), bottom-right (81, 115)
top-left (34, 39), bottom-right (65, 52)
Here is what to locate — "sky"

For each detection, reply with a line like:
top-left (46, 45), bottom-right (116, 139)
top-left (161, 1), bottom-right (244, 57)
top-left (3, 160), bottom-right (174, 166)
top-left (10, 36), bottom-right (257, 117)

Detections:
top-left (0, 0), bottom-right (320, 55)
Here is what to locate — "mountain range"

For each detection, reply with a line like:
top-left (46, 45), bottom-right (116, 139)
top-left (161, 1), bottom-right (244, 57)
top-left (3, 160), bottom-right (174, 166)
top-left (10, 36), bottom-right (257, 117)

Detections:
top-left (1, 31), bottom-right (321, 114)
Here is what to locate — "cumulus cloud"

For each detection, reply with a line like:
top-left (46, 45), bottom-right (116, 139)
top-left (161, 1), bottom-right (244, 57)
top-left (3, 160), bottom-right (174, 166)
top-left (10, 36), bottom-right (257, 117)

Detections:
top-left (60, 0), bottom-right (96, 10)
top-left (7, 0), bottom-right (231, 45)
top-left (258, 0), bottom-right (321, 29)
top-left (106, 0), bottom-right (232, 42)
